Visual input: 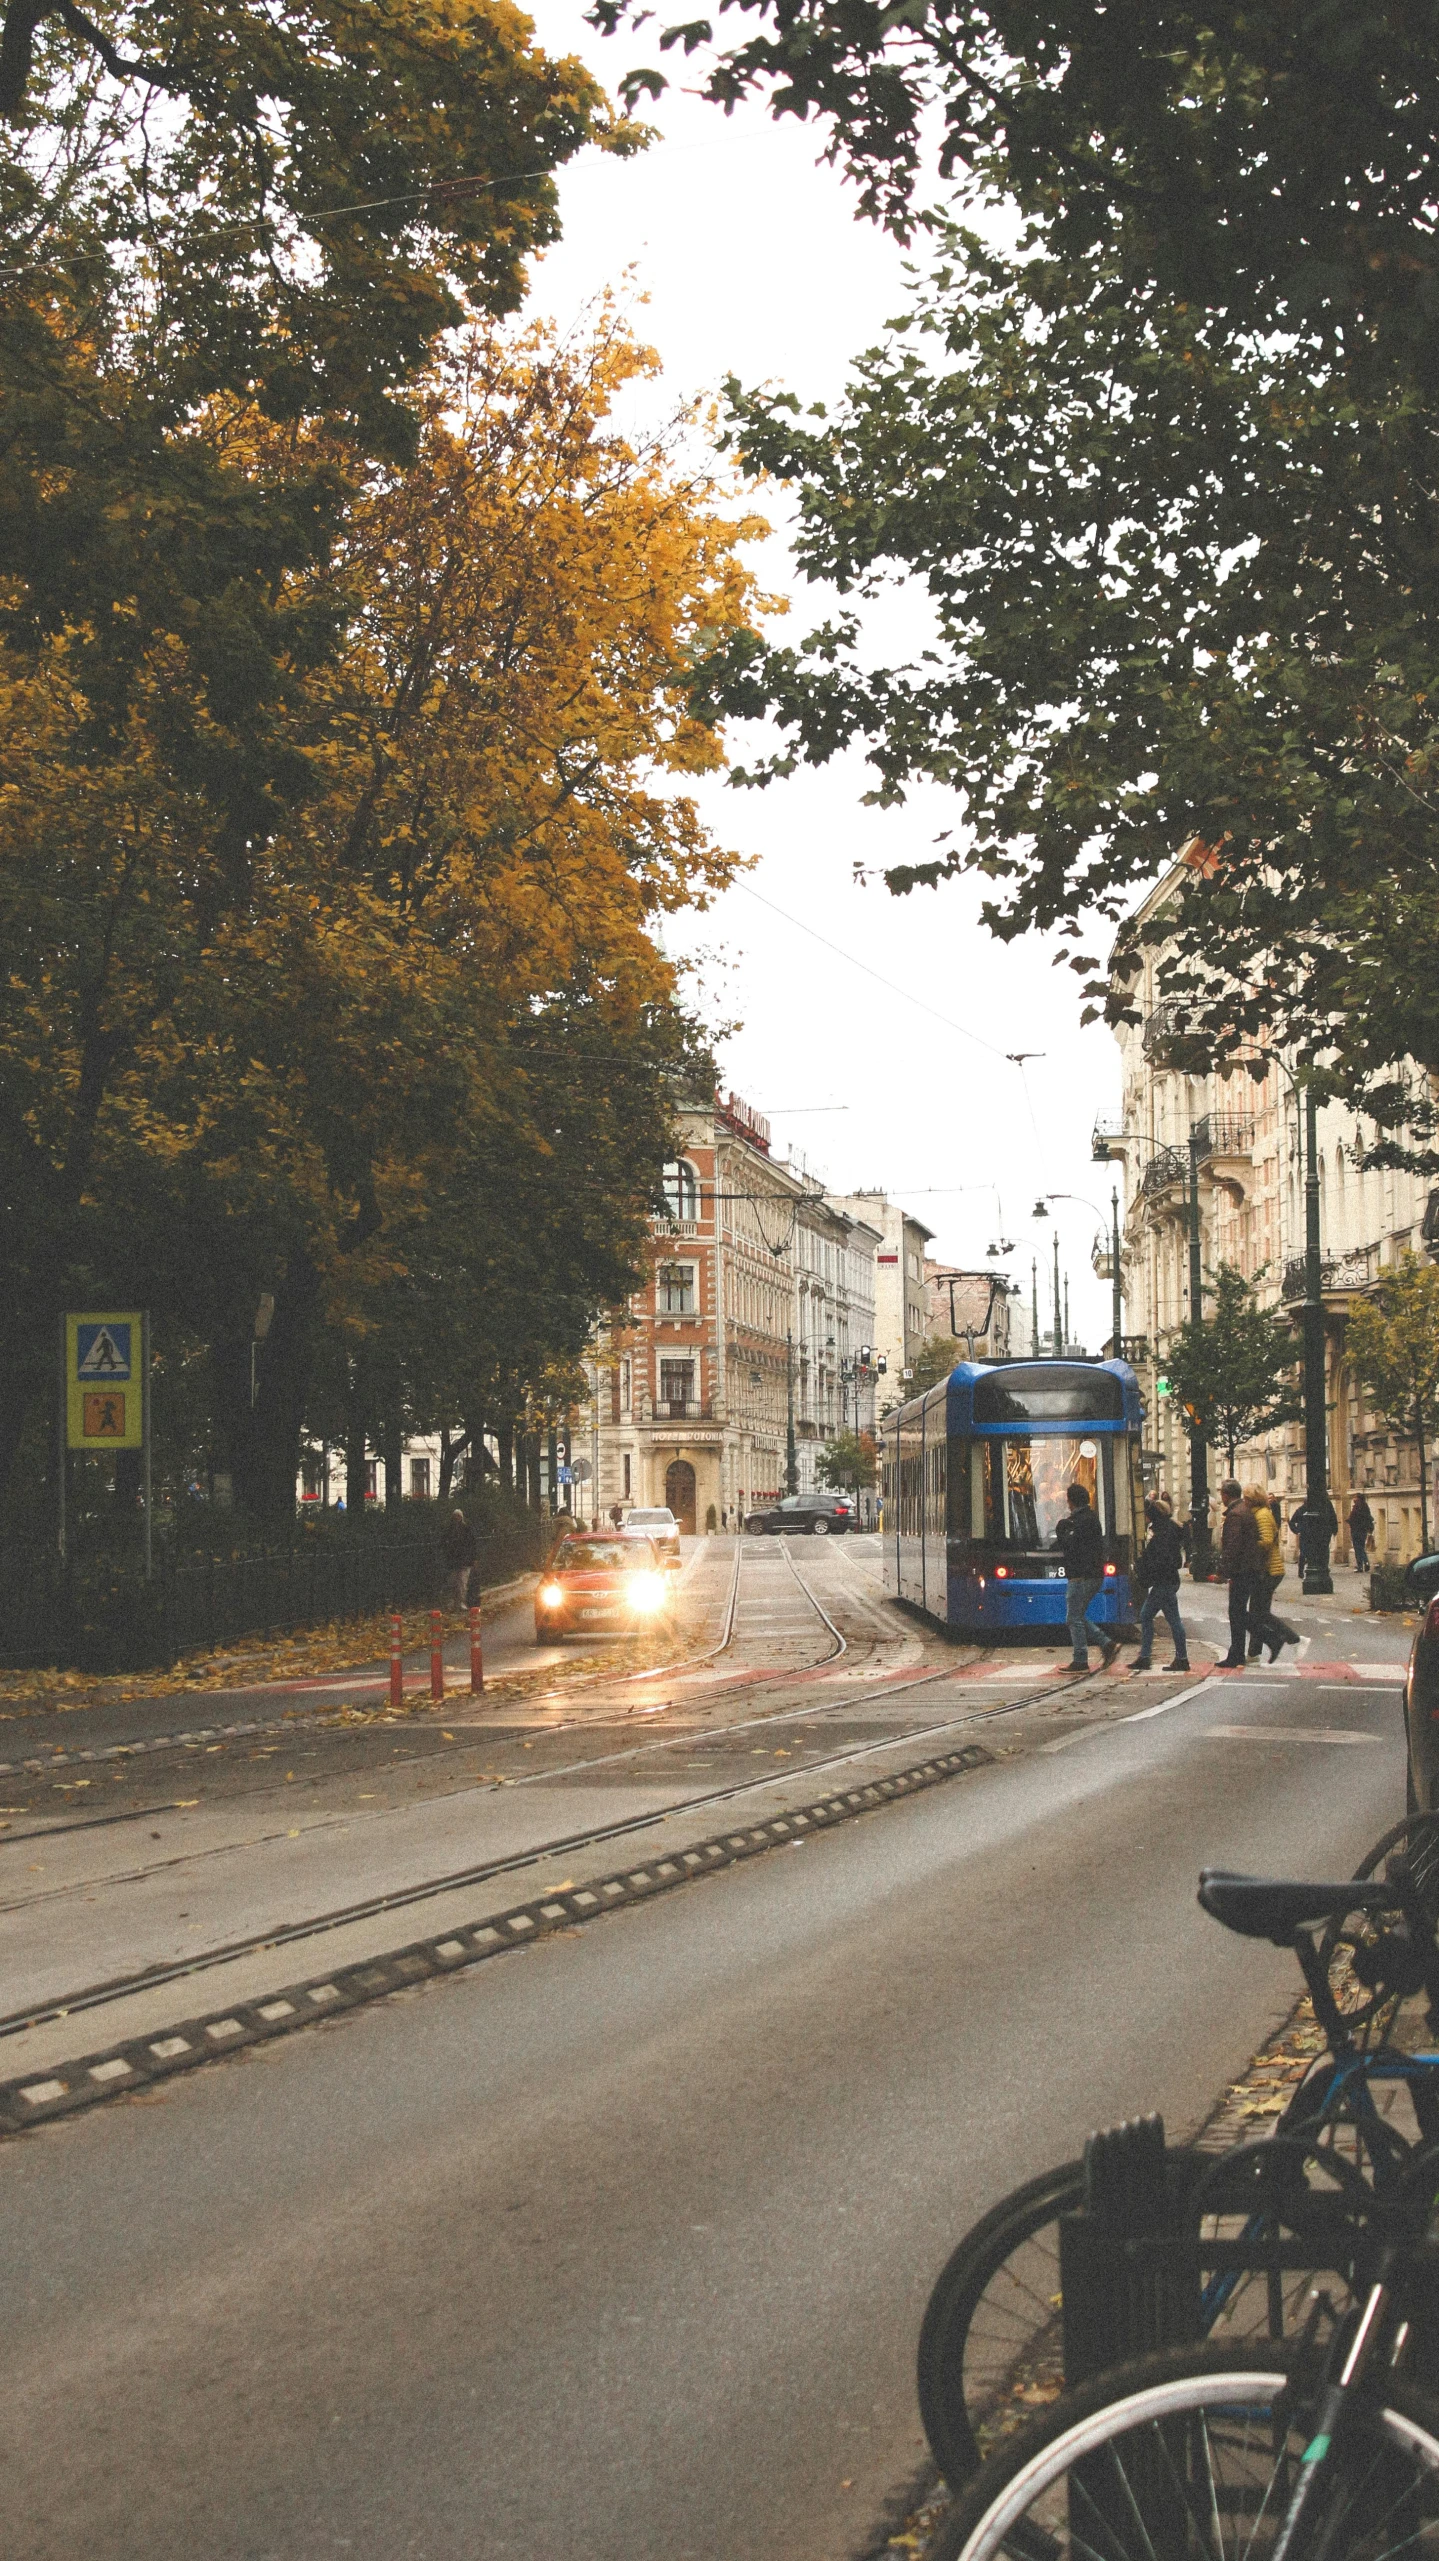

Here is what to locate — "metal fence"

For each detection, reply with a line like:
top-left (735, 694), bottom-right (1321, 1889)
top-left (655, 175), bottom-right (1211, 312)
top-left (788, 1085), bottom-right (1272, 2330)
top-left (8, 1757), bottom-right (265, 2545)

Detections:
top-left (0, 1520), bottom-right (549, 1675)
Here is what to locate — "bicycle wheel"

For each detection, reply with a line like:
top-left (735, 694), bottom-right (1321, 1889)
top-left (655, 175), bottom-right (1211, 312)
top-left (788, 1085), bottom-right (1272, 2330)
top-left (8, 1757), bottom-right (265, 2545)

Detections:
top-left (918, 2140), bottom-right (1363, 2491)
top-left (1316, 1816), bottom-right (1439, 2040)
top-left (917, 2160), bottom-right (1084, 2487)
top-left (930, 2342), bottom-right (1439, 2561)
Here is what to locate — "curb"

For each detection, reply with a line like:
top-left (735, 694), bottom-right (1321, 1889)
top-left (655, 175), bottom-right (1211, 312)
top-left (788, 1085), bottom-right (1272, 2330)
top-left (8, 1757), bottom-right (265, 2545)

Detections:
top-left (0, 1740), bottom-right (994, 2135)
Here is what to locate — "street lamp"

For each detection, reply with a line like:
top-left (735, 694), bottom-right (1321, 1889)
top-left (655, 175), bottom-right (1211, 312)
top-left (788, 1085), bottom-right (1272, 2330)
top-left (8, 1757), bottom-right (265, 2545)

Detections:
top-left (1034, 1191), bottom-right (1123, 1362)
top-left (1092, 1129), bottom-right (1213, 1578)
top-left (1244, 1058), bottom-right (1334, 1594)
top-left (785, 1329), bottom-right (798, 1495)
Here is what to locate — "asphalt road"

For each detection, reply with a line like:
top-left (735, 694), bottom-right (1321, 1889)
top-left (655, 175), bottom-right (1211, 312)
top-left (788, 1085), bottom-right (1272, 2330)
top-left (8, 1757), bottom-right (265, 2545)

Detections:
top-left (1, 1552), bottom-right (1411, 2561)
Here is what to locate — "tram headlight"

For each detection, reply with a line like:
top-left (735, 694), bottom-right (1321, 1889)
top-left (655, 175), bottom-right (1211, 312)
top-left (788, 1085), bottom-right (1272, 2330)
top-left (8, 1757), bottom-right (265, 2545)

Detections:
top-left (994, 1565), bottom-right (1009, 1579)
top-left (1103, 1562), bottom-right (1117, 1577)
top-left (539, 1581), bottom-right (565, 1610)
top-left (628, 1571), bottom-right (665, 1613)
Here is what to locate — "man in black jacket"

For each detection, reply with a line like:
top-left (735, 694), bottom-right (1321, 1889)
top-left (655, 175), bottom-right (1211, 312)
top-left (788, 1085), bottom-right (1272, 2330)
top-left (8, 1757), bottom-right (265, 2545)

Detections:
top-left (1055, 1483), bottom-right (1120, 1671)
top-left (440, 1507), bottom-right (477, 1614)
top-left (1219, 1479), bottom-right (1262, 1666)
top-left (1130, 1496), bottom-right (1190, 1672)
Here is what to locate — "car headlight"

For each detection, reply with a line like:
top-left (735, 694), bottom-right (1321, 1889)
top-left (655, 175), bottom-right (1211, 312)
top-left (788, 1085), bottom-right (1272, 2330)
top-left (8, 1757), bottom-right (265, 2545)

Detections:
top-left (539, 1582), bottom-right (566, 1610)
top-left (627, 1572), bottom-right (665, 1612)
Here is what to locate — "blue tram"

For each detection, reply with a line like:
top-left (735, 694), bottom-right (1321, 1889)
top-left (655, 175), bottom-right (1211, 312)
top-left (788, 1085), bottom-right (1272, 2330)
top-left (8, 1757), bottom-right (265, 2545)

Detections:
top-left (879, 1358), bottom-right (1145, 1636)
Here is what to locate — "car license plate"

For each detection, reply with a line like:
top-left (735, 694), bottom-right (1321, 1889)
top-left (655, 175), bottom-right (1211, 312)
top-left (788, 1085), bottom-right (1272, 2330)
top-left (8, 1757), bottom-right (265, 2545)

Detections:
top-left (580, 1606), bottom-right (618, 1620)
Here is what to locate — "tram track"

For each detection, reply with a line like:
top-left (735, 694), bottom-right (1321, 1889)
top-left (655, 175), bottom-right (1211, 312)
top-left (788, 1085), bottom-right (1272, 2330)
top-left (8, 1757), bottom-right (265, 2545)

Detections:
top-left (0, 1538), bottom-right (1115, 2086)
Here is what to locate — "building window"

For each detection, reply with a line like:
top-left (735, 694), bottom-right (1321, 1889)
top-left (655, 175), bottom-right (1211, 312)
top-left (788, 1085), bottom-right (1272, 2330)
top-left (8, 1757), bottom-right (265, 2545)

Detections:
top-left (410, 1456), bottom-right (431, 1500)
top-left (363, 1460), bottom-right (378, 1501)
top-left (300, 1453), bottom-right (324, 1502)
top-left (623, 1452), bottom-right (631, 1497)
top-left (662, 1160), bottom-right (699, 1222)
top-left (621, 1357), bottom-right (632, 1415)
top-left (660, 1359), bottom-right (696, 1413)
top-left (658, 1260), bottom-right (697, 1314)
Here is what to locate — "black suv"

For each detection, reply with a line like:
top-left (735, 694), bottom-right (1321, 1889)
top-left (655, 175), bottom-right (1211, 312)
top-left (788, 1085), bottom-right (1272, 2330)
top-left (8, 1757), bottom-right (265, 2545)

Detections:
top-left (745, 1493), bottom-right (855, 1537)
top-left (1403, 1552), bottom-right (1439, 1810)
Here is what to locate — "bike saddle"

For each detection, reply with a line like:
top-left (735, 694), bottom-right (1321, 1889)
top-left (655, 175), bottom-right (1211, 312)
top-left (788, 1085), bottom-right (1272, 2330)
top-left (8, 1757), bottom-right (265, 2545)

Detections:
top-left (1198, 1868), bottom-right (1396, 1945)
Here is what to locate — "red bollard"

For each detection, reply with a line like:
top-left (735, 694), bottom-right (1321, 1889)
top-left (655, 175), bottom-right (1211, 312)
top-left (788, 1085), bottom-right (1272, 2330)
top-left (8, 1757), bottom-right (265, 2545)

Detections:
top-left (389, 1612), bottom-right (403, 1711)
top-left (469, 1601), bottom-right (484, 1697)
top-left (430, 1608), bottom-right (444, 1702)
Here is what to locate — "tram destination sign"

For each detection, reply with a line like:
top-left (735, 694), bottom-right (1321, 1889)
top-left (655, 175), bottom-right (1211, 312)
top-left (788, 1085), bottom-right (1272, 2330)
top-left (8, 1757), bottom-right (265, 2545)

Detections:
top-left (65, 1311), bottom-right (145, 1450)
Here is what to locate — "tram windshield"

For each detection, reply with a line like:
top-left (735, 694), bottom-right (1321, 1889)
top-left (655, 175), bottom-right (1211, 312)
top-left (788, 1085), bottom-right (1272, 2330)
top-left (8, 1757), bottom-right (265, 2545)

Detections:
top-left (983, 1436), bottom-right (1105, 1547)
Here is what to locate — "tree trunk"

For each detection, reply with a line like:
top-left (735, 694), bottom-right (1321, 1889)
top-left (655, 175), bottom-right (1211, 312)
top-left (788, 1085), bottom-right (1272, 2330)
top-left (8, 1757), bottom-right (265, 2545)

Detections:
top-left (344, 1360), bottom-right (370, 1521)
top-left (496, 1422), bottom-right (513, 1493)
top-left (438, 1426), bottom-right (468, 1503)
top-left (219, 1254), bottom-right (322, 1530)
top-left (1419, 1404), bottom-right (1430, 1554)
top-left (381, 1413), bottom-right (403, 1512)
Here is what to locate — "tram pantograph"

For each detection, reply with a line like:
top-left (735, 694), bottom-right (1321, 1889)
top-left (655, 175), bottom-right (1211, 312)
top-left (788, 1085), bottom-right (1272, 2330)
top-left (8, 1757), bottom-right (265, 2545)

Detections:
top-left (879, 1358), bottom-right (1145, 1636)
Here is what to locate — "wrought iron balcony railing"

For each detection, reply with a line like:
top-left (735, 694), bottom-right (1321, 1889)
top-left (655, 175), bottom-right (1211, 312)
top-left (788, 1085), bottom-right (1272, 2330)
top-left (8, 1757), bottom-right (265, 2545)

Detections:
top-left (1139, 1145), bottom-right (1187, 1201)
top-left (1280, 1245), bottom-right (1381, 1302)
top-left (1191, 1112), bottom-right (1254, 1160)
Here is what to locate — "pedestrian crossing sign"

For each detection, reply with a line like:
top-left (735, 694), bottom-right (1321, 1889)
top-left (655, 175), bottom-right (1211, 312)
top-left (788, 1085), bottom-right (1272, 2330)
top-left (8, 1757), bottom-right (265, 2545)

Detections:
top-left (66, 1312), bottom-right (144, 1448)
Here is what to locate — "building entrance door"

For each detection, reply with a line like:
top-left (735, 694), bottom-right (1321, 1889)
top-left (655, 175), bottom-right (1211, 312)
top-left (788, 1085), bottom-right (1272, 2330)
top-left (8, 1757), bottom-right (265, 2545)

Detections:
top-left (664, 1458), bottom-right (697, 1535)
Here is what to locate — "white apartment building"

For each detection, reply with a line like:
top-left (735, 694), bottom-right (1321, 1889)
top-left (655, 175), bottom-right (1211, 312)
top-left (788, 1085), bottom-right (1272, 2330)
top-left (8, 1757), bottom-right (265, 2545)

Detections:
top-left (831, 1193), bottom-right (933, 1411)
top-left (1108, 851), bottom-right (1439, 1565)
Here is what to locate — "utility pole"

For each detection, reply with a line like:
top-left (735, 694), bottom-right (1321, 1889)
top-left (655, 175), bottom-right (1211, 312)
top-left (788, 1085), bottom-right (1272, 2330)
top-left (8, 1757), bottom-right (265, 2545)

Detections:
top-left (1031, 1259), bottom-right (1040, 1358)
top-left (1187, 1126), bottom-right (1212, 1578)
top-left (785, 1328), bottom-right (798, 1494)
top-left (1301, 1085), bottom-right (1334, 1592)
top-left (1051, 1232), bottom-right (1062, 1355)
top-left (1110, 1186), bottom-right (1123, 1362)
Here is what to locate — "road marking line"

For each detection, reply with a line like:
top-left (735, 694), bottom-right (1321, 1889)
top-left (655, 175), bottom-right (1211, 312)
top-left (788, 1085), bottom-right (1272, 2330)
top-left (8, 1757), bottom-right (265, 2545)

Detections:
top-left (1125, 1677), bottom-right (1219, 1723)
top-left (1202, 1725), bottom-right (1382, 1746)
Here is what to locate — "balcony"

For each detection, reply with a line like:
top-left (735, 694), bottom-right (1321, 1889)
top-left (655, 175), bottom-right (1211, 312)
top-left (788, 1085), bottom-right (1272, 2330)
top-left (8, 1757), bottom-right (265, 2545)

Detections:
top-left (654, 1397), bottom-right (708, 1421)
top-left (1191, 1112), bottom-right (1253, 1161)
top-left (1139, 1145), bottom-right (1187, 1203)
top-left (1280, 1244), bottom-right (1382, 1303)
top-left (1142, 999), bottom-right (1187, 1060)
top-left (1092, 1116), bottom-right (1125, 1164)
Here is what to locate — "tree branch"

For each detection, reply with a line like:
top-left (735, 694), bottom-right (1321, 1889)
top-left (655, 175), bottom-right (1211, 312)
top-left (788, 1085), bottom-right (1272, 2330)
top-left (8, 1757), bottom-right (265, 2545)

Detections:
top-left (1, 0), bottom-right (179, 119)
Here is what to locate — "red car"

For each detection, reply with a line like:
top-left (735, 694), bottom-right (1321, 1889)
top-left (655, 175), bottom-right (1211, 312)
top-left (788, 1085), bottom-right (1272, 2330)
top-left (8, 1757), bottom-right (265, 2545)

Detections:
top-left (533, 1533), bottom-right (670, 1643)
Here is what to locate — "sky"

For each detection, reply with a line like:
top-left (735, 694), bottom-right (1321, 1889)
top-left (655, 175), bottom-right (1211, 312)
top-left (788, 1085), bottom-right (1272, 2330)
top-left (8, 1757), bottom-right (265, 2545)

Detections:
top-left (523, 0), bottom-right (1125, 1352)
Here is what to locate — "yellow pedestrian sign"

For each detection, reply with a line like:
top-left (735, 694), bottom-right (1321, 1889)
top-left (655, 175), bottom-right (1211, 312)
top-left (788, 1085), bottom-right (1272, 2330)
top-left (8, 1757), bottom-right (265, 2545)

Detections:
top-left (66, 1313), bottom-right (144, 1449)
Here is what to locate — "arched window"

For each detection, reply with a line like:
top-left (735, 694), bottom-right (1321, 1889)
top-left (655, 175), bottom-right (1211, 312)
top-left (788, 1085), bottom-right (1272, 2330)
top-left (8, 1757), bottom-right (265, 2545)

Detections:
top-left (661, 1159), bottom-right (698, 1222)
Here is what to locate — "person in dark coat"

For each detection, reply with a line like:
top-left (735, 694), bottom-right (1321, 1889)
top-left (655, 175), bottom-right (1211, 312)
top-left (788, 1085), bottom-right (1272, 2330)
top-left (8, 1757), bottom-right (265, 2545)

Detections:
top-left (1055, 1483), bottom-right (1120, 1671)
top-left (440, 1506), bottom-right (477, 1613)
top-left (1130, 1496), bottom-right (1190, 1671)
top-left (1288, 1494), bottom-right (1339, 1577)
top-left (1218, 1479), bottom-right (1262, 1666)
top-left (1348, 1493), bottom-right (1375, 1573)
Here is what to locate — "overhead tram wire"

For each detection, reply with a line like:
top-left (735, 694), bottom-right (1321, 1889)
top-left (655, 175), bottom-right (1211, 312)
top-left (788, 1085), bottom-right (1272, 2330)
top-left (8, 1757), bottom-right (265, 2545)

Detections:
top-left (734, 884), bottom-right (1025, 1068)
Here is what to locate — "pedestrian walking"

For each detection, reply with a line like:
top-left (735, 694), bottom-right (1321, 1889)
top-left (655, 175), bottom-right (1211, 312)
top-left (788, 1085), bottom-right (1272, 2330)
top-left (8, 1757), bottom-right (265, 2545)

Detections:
top-left (439, 1506), bottom-right (476, 1615)
top-left (1217, 1479), bottom-right (1262, 1667)
top-left (609, 1502), bottom-right (624, 1530)
top-left (1348, 1493), bottom-right (1375, 1573)
top-left (1129, 1494), bottom-right (1190, 1671)
top-left (1055, 1483), bottom-right (1121, 1671)
top-left (1244, 1484), bottom-right (1299, 1661)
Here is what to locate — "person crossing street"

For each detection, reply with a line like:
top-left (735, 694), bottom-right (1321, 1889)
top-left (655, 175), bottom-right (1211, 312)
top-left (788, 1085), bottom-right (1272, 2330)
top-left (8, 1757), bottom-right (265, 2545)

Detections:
top-left (1055, 1482), bottom-right (1121, 1672)
top-left (1129, 1495), bottom-right (1189, 1671)
top-left (1348, 1492), bottom-right (1375, 1573)
top-left (1244, 1484), bottom-right (1299, 1661)
top-left (1217, 1479), bottom-right (1262, 1667)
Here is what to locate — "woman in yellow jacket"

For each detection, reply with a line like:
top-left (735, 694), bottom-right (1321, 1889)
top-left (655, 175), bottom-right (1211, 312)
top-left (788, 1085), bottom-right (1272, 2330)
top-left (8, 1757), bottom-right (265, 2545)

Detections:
top-left (1245, 1485), bottom-right (1298, 1660)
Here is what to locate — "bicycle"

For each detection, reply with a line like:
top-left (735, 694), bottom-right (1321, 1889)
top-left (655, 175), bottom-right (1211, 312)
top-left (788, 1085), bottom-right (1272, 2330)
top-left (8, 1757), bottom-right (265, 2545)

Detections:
top-left (916, 1815), bottom-right (1439, 2489)
top-left (933, 2158), bottom-right (1439, 2558)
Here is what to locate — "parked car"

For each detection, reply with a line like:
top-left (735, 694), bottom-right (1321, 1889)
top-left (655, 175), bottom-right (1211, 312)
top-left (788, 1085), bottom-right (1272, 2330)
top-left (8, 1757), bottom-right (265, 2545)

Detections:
top-left (534, 1534), bottom-right (669, 1643)
top-left (621, 1506), bottom-right (683, 1568)
top-left (745, 1492), bottom-right (854, 1537)
top-left (1402, 1551), bottom-right (1439, 1809)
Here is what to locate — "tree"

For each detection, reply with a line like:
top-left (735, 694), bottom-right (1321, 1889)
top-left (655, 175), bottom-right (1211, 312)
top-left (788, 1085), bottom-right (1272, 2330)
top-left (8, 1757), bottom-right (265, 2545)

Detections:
top-left (1345, 1255), bottom-right (1439, 1554)
top-left (906, 1336), bottom-right (959, 1398)
top-left (701, 220), bottom-right (1439, 1142)
top-left (1, 0), bottom-right (639, 856)
top-left (634, 4), bottom-right (1439, 1140)
top-left (0, 312), bottom-right (765, 1527)
top-left (1162, 1265), bottom-right (1302, 1476)
top-left (815, 1429), bottom-right (876, 1494)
